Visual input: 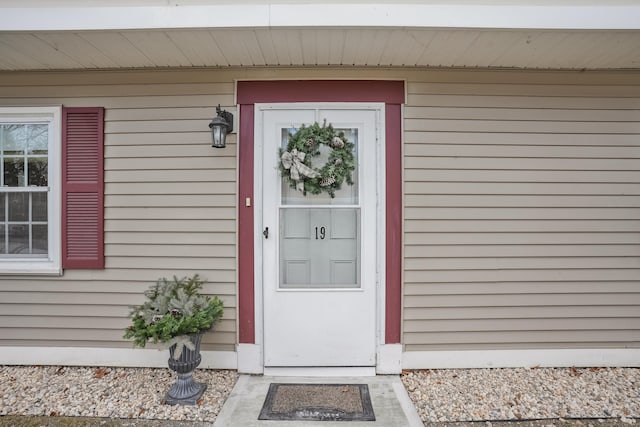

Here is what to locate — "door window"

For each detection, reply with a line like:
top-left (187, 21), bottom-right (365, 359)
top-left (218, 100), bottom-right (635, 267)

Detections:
top-left (279, 127), bottom-right (361, 289)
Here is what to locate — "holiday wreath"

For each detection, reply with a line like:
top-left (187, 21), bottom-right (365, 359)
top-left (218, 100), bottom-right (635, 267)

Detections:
top-left (279, 120), bottom-right (356, 198)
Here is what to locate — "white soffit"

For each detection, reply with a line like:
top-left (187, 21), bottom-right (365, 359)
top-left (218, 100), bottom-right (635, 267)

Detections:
top-left (0, 2), bottom-right (639, 71)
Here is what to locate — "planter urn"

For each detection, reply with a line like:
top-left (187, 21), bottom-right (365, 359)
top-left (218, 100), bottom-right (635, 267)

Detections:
top-left (165, 333), bottom-right (207, 405)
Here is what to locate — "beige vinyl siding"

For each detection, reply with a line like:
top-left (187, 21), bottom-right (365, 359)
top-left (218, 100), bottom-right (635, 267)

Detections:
top-left (1, 67), bottom-right (639, 359)
top-left (0, 73), bottom-right (237, 351)
top-left (404, 75), bottom-right (640, 351)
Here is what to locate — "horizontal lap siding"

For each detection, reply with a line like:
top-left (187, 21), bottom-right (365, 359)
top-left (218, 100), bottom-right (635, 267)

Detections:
top-left (0, 74), bottom-right (237, 352)
top-left (404, 77), bottom-right (640, 352)
top-left (2, 67), bottom-right (640, 358)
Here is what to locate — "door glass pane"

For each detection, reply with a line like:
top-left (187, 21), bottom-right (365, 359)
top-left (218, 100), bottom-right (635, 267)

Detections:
top-left (278, 122), bottom-right (362, 289)
top-left (279, 208), bottom-right (360, 289)
top-left (281, 127), bottom-right (359, 206)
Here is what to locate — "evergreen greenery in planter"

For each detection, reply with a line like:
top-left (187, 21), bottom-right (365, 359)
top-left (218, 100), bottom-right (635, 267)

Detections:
top-left (124, 274), bottom-right (224, 359)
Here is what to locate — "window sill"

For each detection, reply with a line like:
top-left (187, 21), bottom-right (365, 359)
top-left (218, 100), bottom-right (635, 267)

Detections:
top-left (0, 260), bottom-right (62, 276)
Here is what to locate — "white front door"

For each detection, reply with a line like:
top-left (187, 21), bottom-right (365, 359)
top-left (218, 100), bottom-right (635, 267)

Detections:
top-left (257, 105), bottom-right (381, 367)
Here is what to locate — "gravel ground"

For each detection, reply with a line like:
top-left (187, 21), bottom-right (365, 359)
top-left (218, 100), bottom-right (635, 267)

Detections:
top-left (401, 367), bottom-right (639, 424)
top-left (0, 366), bottom-right (238, 423)
top-left (0, 365), bottom-right (638, 425)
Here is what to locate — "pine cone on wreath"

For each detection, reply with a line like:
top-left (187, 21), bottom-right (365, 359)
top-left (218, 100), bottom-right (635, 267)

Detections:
top-left (320, 176), bottom-right (336, 187)
top-left (305, 138), bottom-right (315, 147)
top-left (331, 137), bottom-right (345, 149)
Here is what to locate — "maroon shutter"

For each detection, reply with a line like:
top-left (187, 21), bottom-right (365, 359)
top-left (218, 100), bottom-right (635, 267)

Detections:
top-left (62, 107), bottom-right (105, 269)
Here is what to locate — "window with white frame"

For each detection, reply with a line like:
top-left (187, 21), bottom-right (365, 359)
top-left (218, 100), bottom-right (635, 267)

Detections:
top-left (0, 107), bottom-right (61, 274)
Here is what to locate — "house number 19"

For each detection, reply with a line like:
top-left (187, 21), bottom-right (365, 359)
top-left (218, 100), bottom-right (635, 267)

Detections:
top-left (315, 226), bottom-right (326, 240)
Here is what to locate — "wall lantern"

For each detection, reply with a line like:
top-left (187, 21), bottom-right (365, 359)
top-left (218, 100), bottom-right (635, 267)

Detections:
top-left (209, 105), bottom-right (234, 148)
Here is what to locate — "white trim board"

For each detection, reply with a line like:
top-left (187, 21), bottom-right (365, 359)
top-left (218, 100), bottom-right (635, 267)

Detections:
top-left (5, 347), bottom-right (638, 369)
top-left (0, 347), bottom-right (237, 369)
top-left (403, 349), bottom-right (640, 369)
top-left (377, 344), bottom-right (402, 374)
top-left (237, 343), bottom-right (263, 374)
top-left (1, 4), bottom-right (639, 31)
top-left (262, 367), bottom-right (376, 377)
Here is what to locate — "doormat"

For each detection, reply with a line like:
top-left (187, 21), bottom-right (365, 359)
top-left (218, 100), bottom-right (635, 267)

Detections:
top-left (258, 383), bottom-right (376, 421)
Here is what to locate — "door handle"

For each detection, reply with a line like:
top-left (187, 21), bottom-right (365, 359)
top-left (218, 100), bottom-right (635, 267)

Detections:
top-left (263, 227), bottom-right (269, 239)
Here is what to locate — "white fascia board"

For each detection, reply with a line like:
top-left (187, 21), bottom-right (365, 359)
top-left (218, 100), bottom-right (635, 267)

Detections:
top-left (0, 5), bottom-right (270, 31)
top-left (270, 4), bottom-right (640, 30)
top-left (0, 4), bottom-right (639, 31)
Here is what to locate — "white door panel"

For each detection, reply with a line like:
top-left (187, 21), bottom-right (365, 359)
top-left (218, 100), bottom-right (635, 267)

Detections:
top-left (260, 106), bottom-right (379, 367)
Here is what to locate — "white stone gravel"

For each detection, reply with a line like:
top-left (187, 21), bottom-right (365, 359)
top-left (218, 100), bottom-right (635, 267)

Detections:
top-left (0, 366), bottom-right (238, 422)
top-left (1, 365), bottom-right (638, 424)
top-left (402, 367), bottom-right (639, 423)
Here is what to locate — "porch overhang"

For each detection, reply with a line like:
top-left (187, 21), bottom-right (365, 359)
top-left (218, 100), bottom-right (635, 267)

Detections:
top-left (0, 1), bottom-right (639, 71)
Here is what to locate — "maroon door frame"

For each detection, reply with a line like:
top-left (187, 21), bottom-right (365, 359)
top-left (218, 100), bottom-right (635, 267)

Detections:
top-left (237, 80), bottom-right (404, 346)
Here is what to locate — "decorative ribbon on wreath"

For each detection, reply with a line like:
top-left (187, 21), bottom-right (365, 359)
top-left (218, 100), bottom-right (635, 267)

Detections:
top-left (280, 149), bottom-right (320, 192)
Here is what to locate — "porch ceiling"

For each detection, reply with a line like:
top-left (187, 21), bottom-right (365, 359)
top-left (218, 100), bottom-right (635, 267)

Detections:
top-left (0, 2), bottom-right (639, 71)
top-left (1, 27), bottom-right (639, 71)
